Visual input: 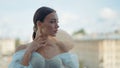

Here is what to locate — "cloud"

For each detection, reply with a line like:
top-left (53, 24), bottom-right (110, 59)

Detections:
top-left (0, 10), bottom-right (33, 40)
top-left (99, 7), bottom-right (117, 20)
top-left (96, 7), bottom-right (120, 33)
top-left (58, 12), bottom-right (79, 24)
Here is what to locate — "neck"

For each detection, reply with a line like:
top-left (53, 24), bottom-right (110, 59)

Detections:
top-left (42, 34), bottom-right (48, 40)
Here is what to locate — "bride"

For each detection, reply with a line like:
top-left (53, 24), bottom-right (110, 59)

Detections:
top-left (8, 6), bottom-right (79, 68)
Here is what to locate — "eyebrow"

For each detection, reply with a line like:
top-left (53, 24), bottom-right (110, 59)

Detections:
top-left (50, 19), bottom-right (59, 23)
top-left (50, 18), bottom-right (58, 20)
top-left (50, 19), bottom-right (58, 21)
top-left (51, 18), bottom-right (57, 20)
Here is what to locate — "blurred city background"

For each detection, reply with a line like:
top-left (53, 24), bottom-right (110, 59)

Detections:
top-left (0, 0), bottom-right (120, 68)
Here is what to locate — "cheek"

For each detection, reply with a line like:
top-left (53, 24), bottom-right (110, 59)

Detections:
top-left (45, 25), bottom-right (54, 32)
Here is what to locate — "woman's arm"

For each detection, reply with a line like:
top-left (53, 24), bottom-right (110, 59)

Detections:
top-left (21, 41), bottom-right (41, 66)
top-left (21, 28), bottom-right (48, 66)
top-left (14, 43), bottom-right (35, 66)
top-left (15, 45), bottom-right (28, 52)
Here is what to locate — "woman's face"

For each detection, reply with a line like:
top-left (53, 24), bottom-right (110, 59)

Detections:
top-left (40, 12), bottom-right (59, 36)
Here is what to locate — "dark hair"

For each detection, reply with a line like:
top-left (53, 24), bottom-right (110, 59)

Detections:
top-left (32, 6), bottom-right (55, 40)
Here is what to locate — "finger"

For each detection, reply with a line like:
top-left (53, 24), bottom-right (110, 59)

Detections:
top-left (35, 29), bottom-right (41, 38)
top-left (35, 29), bottom-right (43, 39)
top-left (34, 34), bottom-right (46, 41)
top-left (34, 46), bottom-right (39, 51)
top-left (40, 39), bottom-right (47, 43)
top-left (38, 42), bottom-right (47, 48)
top-left (34, 35), bottom-right (41, 41)
top-left (34, 39), bottom-right (47, 46)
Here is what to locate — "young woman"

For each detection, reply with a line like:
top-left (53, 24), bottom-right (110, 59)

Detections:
top-left (8, 6), bottom-right (79, 68)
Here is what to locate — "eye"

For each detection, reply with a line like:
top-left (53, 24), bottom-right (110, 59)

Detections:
top-left (50, 19), bottom-right (59, 24)
top-left (50, 20), bottom-right (59, 24)
top-left (50, 21), bottom-right (55, 23)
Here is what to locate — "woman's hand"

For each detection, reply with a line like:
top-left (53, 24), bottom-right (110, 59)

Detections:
top-left (21, 28), bottom-right (47, 66)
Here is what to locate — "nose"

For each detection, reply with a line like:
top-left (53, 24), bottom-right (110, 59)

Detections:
top-left (55, 23), bottom-right (59, 29)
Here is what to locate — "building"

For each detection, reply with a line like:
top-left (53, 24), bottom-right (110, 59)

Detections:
top-left (71, 34), bottom-right (120, 68)
top-left (0, 38), bottom-right (15, 56)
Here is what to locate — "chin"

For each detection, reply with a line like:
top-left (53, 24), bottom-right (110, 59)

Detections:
top-left (50, 34), bottom-right (56, 37)
top-left (52, 34), bottom-right (56, 37)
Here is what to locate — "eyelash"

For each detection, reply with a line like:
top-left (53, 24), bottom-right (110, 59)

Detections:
top-left (50, 21), bottom-right (55, 23)
top-left (50, 21), bottom-right (59, 23)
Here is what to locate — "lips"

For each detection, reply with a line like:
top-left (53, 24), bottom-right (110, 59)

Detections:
top-left (54, 30), bottom-right (58, 33)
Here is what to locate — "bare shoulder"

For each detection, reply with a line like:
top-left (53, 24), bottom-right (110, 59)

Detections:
top-left (15, 43), bottom-right (29, 52)
top-left (56, 40), bottom-right (74, 52)
top-left (55, 29), bottom-right (74, 52)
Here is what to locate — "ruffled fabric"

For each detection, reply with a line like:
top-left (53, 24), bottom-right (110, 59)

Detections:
top-left (8, 50), bottom-right (79, 68)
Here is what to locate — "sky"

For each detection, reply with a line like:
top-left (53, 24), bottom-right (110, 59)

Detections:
top-left (0, 0), bottom-right (120, 40)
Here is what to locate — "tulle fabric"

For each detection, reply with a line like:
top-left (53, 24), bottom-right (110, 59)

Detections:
top-left (8, 50), bottom-right (79, 68)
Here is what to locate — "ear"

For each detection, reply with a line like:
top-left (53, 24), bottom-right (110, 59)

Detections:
top-left (36, 21), bottom-right (42, 27)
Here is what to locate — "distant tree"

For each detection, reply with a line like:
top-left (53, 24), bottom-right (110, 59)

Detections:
top-left (114, 29), bottom-right (120, 34)
top-left (73, 29), bottom-right (86, 35)
top-left (15, 38), bottom-right (21, 48)
top-left (79, 61), bottom-right (84, 68)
